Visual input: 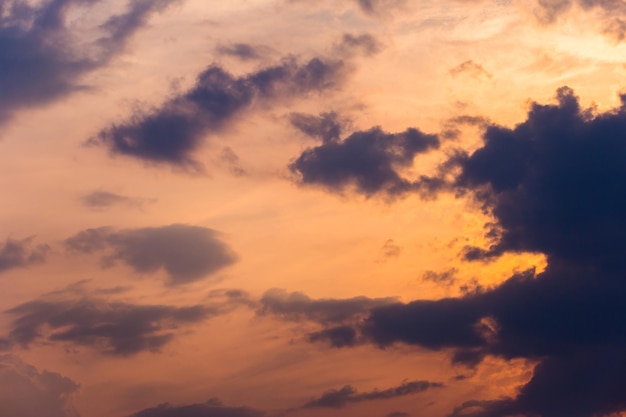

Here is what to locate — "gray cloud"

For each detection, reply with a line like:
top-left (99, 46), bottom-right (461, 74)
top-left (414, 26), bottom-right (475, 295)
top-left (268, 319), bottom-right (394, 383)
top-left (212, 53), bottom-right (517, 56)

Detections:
top-left (91, 56), bottom-right (347, 170)
top-left (334, 33), bottom-right (382, 56)
top-left (381, 239), bottom-right (402, 258)
top-left (0, 355), bottom-right (80, 417)
top-left (289, 111), bottom-right (350, 143)
top-left (215, 43), bottom-right (268, 61)
top-left (422, 268), bottom-right (458, 286)
top-left (303, 380), bottom-right (443, 409)
top-left (0, 0), bottom-right (178, 125)
top-left (259, 289), bottom-right (397, 325)
top-left (81, 190), bottom-right (153, 210)
top-left (0, 237), bottom-right (49, 274)
top-left (65, 224), bottom-right (237, 285)
top-left (3, 290), bottom-right (245, 356)
top-left (449, 60), bottom-right (492, 79)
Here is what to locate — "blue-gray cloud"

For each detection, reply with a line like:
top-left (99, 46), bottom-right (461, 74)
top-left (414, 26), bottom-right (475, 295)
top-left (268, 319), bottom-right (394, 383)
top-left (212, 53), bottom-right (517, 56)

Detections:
top-left (65, 224), bottom-right (237, 285)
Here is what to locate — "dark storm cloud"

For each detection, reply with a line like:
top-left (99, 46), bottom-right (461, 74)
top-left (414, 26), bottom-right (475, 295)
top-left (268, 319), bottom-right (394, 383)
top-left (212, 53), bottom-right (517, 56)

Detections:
top-left (0, 237), bottom-right (49, 274)
top-left (2, 292), bottom-right (237, 356)
top-left (303, 87), bottom-right (626, 416)
top-left (289, 111), bottom-right (350, 143)
top-left (81, 190), bottom-right (152, 209)
top-left (453, 87), bottom-right (626, 267)
top-left (303, 380), bottom-right (443, 409)
top-left (0, 355), bottom-right (80, 417)
top-left (258, 289), bottom-right (397, 325)
top-left (289, 127), bottom-right (441, 197)
top-left (0, 0), bottom-right (177, 124)
top-left (91, 56), bottom-right (346, 170)
top-left (65, 224), bottom-right (237, 285)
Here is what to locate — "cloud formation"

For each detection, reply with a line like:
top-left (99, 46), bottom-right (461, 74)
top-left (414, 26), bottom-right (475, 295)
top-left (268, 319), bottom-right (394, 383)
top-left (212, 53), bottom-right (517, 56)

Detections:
top-left (0, 355), bottom-right (80, 417)
top-left (303, 380), bottom-right (443, 409)
top-left (91, 56), bottom-right (346, 170)
top-left (65, 224), bottom-right (237, 285)
top-left (3, 290), bottom-right (242, 356)
top-left (300, 87), bottom-right (626, 416)
top-left (0, 0), bottom-right (177, 124)
top-left (0, 237), bottom-right (49, 274)
top-left (290, 127), bottom-right (441, 197)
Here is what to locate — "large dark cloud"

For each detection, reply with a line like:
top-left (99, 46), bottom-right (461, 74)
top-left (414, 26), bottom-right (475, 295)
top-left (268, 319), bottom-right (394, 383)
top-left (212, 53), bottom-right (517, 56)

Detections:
top-left (0, 237), bottom-right (49, 274)
top-left (126, 399), bottom-right (265, 417)
top-left (0, 355), bottom-right (80, 417)
top-left (294, 87), bottom-right (626, 416)
top-left (290, 127), bottom-right (441, 197)
top-left (91, 56), bottom-right (346, 170)
top-left (303, 380), bottom-right (443, 409)
top-left (65, 224), bottom-right (237, 285)
top-left (2, 289), bottom-right (245, 356)
top-left (0, 0), bottom-right (177, 124)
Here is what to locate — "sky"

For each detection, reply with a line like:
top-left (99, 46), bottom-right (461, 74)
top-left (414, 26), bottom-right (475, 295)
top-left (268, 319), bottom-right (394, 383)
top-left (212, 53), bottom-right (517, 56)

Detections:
top-left (1, 0), bottom-right (626, 416)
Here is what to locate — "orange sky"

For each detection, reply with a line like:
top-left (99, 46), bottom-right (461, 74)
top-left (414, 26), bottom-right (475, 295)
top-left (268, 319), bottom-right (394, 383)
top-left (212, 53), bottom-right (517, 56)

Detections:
top-left (1, 1), bottom-right (625, 417)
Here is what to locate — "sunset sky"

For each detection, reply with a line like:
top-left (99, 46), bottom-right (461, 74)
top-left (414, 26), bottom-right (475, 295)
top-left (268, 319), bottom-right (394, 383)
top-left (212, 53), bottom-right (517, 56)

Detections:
top-left (2, 1), bottom-right (626, 416)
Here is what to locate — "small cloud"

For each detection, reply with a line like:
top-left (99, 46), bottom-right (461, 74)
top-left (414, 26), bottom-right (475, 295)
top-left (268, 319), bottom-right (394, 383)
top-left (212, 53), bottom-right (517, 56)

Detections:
top-left (382, 239), bottom-right (402, 258)
top-left (65, 224), bottom-right (237, 286)
top-left (422, 268), bottom-right (458, 286)
top-left (449, 60), bottom-right (492, 79)
top-left (334, 33), bottom-right (383, 57)
top-left (0, 237), bottom-right (49, 274)
top-left (81, 190), bottom-right (154, 210)
top-left (289, 111), bottom-right (351, 143)
top-left (216, 43), bottom-right (270, 61)
top-left (303, 380), bottom-right (443, 409)
top-left (219, 147), bottom-right (247, 176)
